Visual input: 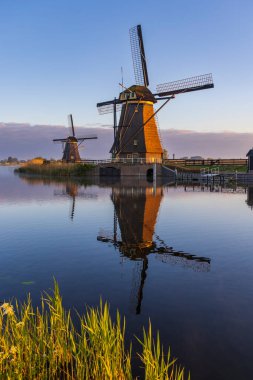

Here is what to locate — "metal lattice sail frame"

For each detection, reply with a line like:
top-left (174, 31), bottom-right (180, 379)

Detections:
top-left (97, 103), bottom-right (122, 115)
top-left (53, 114), bottom-right (97, 142)
top-left (156, 73), bottom-right (214, 96)
top-left (129, 25), bottom-right (149, 87)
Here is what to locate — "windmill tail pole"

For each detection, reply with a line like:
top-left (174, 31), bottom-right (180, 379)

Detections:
top-left (118, 82), bottom-right (132, 93)
top-left (113, 98), bottom-right (117, 141)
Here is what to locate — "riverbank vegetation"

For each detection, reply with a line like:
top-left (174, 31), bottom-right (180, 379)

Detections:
top-left (15, 161), bottom-right (95, 177)
top-left (0, 282), bottom-right (189, 379)
top-left (0, 156), bottom-right (26, 165)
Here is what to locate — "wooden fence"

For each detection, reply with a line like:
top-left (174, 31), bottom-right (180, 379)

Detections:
top-left (164, 159), bottom-right (247, 166)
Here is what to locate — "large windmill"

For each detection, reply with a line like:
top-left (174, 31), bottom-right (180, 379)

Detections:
top-left (97, 25), bottom-right (214, 161)
top-left (53, 115), bottom-right (97, 163)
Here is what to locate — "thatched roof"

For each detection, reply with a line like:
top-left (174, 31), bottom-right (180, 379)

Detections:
top-left (120, 85), bottom-right (156, 103)
top-left (246, 148), bottom-right (253, 157)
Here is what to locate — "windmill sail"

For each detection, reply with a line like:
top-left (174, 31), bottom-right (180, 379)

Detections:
top-left (156, 73), bottom-right (214, 96)
top-left (68, 114), bottom-right (75, 137)
top-left (129, 25), bottom-right (149, 87)
top-left (97, 101), bottom-right (122, 115)
top-left (76, 135), bottom-right (97, 142)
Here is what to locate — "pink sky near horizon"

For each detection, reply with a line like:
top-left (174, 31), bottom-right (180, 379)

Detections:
top-left (0, 122), bottom-right (252, 160)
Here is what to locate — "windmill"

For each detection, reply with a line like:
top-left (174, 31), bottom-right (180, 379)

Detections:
top-left (53, 114), bottom-right (97, 163)
top-left (97, 25), bottom-right (214, 161)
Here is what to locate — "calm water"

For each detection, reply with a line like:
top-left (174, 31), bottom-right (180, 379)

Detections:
top-left (1, 166), bottom-right (253, 379)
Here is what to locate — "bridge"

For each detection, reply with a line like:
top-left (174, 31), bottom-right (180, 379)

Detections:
top-left (83, 158), bottom-right (176, 178)
top-left (79, 158), bottom-right (253, 183)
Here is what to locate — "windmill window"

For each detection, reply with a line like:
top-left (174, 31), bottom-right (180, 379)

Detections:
top-left (120, 93), bottom-right (127, 101)
top-left (133, 139), bottom-right (138, 146)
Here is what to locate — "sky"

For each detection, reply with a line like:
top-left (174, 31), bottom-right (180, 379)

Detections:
top-left (0, 0), bottom-right (252, 134)
top-left (1, 122), bottom-right (252, 160)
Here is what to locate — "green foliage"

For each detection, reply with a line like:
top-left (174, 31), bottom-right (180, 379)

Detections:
top-left (137, 322), bottom-right (190, 380)
top-left (73, 164), bottom-right (95, 176)
top-left (0, 281), bottom-right (189, 379)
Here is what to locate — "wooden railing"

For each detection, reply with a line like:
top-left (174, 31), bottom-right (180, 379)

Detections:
top-left (163, 159), bottom-right (247, 166)
top-left (82, 158), bottom-right (162, 165)
top-left (79, 158), bottom-right (247, 167)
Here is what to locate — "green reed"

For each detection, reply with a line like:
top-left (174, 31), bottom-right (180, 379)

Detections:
top-left (0, 281), bottom-right (190, 379)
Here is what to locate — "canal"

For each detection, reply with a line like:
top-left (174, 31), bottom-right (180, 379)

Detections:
top-left (0, 166), bottom-right (252, 379)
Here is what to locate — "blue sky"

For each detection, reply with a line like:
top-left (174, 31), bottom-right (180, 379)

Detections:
top-left (0, 0), bottom-right (252, 132)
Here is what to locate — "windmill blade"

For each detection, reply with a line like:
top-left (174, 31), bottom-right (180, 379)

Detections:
top-left (53, 138), bottom-right (67, 142)
top-left (156, 73), bottom-right (214, 96)
top-left (129, 25), bottom-right (149, 87)
top-left (97, 101), bottom-right (122, 115)
top-left (76, 136), bottom-right (98, 141)
top-left (68, 114), bottom-right (76, 137)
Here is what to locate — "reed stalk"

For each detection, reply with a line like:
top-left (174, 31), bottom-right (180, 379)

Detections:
top-left (15, 162), bottom-right (95, 177)
top-left (0, 281), bottom-right (190, 379)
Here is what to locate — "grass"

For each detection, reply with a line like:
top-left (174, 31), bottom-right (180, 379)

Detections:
top-left (0, 281), bottom-right (190, 379)
top-left (15, 162), bottom-right (95, 177)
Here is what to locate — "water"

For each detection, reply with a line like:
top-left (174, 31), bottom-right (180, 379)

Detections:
top-left (0, 166), bottom-right (253, 379)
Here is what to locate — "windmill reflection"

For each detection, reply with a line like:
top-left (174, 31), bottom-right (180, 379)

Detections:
top-left (53, 182), bottom-right (79, 220)
top-left (246, 186), bottom-right (253, 209)
top-left (18, 176), bottom-right (97, 220)
top-left (54, 182), bottom-right (98, 220)
top-left (97, 180), bottom-right (211, 315)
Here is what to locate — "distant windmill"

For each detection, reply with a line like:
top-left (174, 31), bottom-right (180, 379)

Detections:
top-left (97, 25), bottom-right (214, 161)
top-left (53, 115), bottom-right (97, 162)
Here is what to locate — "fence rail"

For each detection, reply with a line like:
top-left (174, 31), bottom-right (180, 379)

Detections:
top-left (81, 158), bottom-right (162, 165)
top-left (80, 158), bottom-right (247, 166)
top-left (164, 159), bottom-right (247, 166)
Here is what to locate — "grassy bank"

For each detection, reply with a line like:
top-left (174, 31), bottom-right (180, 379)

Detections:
top-left (0, 282), bottom-right (189, 379)
top-left (15, 162), bottom-right (95, 177)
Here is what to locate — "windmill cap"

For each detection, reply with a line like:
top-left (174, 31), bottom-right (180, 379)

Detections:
top-left (120, 85), bottom-right (156, 103)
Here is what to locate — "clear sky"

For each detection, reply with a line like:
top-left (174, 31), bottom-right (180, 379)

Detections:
top-left (0, 0), bottom-right (252, 132)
